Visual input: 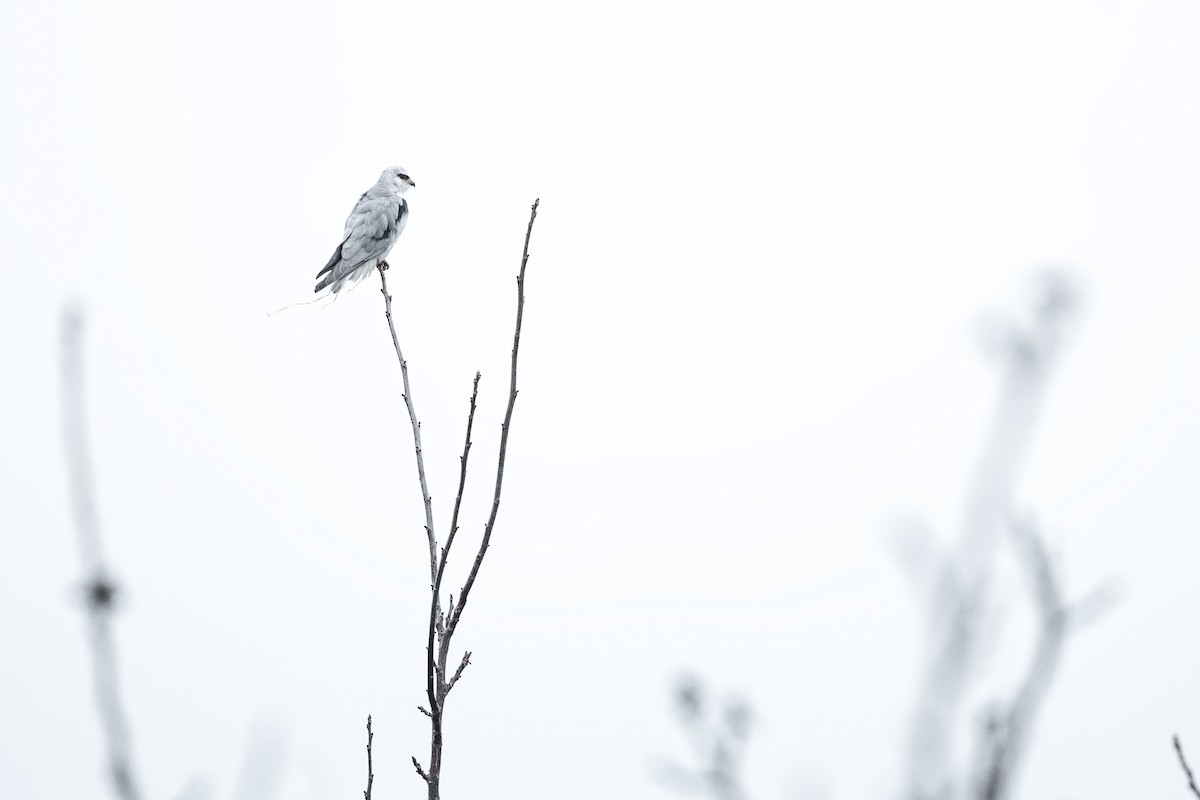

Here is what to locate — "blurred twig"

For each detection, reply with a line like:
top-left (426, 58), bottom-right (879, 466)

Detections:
top-left (906, 275), bottom-right (1074, 800)
top-left (902, 274), bottom-right (1114, 800)
top-left (60, 306), bottom-right (143, 800)
top-left (1176, 736), bottom-right (1200, 799)
top-left (968, 516), bottom-right (1071, 800)
top-left (658, 676), bottom-right (753, 800)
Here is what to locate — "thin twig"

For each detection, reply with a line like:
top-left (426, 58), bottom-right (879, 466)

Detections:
top-left (419, 375), bottom-right (481, 800)
top-left (442, 374), bottom-right (482, 579)
top-left (412, 757), bottom-right (430, 783)
top-left (446, 651), bottom-right (472, 693)
top-left (426, 374), bottom-right (481, 716)
top-left (61, 306), bottom-right (143, 800)
top-left (447, 198), bottom-right (539, 638)
top-left (1176, 736), bottom-right (1200, 799)
top-left (363, 715), bottom-right (374, 800)
top-left (378, 262), bottom-right (439, 587)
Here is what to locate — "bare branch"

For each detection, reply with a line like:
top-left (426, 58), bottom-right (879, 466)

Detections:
top-left (969, 518), bottom-right (1068, 800)
top-left (442, 374), bottom-right (482, 577)
top-left (363, 716), bottom-right (374, 800)
top-left (60, 306), bottom-right (143, 800)
top-left (377, 262), bottom-right (439, 586)
top-left (448, 199), bottom-right (539, 638)
top-left (446, 651), bottom-right (472, 694)
top-left (425, 374), bottom-right (481, 718)
top-left (380, 201), bottom-right (540, 800)
top-left (659, 676), bottom-right (752, 800)
top-left (1176, 736), bottom-right (1200, 799)
top-left (906, 276), bottom-right (1077, 800)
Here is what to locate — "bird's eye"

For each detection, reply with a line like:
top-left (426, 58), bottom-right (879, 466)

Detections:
top-left (398, 174), bottom-right (409, 181)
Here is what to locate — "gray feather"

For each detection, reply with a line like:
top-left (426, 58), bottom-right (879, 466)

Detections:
top-left (315, 169), bottom-right (412, 294)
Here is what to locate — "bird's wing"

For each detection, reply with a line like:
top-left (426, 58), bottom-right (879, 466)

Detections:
top-left (337, 195), bottom-right (406, 272)
top-left (315, 232), bottom-right (352, 282)
top-left (314, 187), bottom-right (409, 293)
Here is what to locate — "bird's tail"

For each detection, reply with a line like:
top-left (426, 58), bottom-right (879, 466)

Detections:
top-left (267, 293), bottom-right (339, 316)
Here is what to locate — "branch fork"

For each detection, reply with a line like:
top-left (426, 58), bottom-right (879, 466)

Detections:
top-left (374, 200), bottom-right (540, 800)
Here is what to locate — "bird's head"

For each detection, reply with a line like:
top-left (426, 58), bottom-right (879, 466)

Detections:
top-left (381, 166), bottom-right (416, 194)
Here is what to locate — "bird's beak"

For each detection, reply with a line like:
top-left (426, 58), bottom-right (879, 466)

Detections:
top-left (406, 178), bottom-right (416, 187)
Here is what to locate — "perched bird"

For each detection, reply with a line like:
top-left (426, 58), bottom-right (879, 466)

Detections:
top-left (315, 166), bottom-right (416, 294)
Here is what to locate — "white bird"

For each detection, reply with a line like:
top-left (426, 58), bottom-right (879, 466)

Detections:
top-left (315, 166), bottom-right (415, 294)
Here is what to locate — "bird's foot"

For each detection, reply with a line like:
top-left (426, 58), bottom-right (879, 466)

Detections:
top-left (378, 259), bottom-right (391, 271)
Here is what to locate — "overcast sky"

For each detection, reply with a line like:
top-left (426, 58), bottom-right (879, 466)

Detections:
top-left (3, 1), bottom-right (1200, 798)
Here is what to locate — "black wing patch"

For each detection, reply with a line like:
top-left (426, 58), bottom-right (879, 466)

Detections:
top-left (316, 233), bottom-right (351, 280)
top-left (396, 199), bottom-right (408, 231)
top-left (315, 233), bottom-right (353, 291)
top-left (368, 200), bottom-right (407, 242)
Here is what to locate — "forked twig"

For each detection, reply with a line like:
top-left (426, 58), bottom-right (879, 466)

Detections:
top-left (906, 275), bottom-right (1077, 800)
top-left (373, 200), bottom-right (540, 800)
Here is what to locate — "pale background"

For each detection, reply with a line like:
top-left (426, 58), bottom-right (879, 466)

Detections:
top-left (2, 1), bottom-right (1199, 798)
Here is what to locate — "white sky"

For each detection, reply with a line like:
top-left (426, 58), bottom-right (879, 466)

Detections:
top-left (3, 0), bottom-right (1200, 798)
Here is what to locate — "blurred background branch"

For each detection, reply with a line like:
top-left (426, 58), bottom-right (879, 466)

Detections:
top-left (1175, 736), bottom-right (1200, 799)
top-left (60, 305), bottom-right (286, 800)
top-left (60, 305), bottom-right (143, 800)
top-left (657, 675), bottom-right (753, 800)
top-left (905, 273), bottom-right (1076, 800)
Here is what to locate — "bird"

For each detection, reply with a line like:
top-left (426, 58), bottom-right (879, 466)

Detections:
top-left (315, 166), bottom-right (416, 294)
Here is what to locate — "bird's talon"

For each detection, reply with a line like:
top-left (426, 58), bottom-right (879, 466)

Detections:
top-left (379, 260), bottom-right (390, 271)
